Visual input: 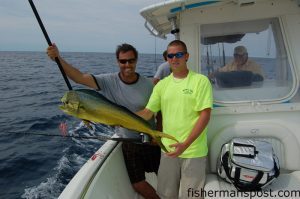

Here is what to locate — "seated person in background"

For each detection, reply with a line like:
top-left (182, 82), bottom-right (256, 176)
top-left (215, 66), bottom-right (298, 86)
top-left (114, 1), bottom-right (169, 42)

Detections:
top-left (153, 50), bottom-right (171, 85)
top-left (153, 50), bottom-right (171, 132)
top-left (209, 46), bottom-right (264, 87)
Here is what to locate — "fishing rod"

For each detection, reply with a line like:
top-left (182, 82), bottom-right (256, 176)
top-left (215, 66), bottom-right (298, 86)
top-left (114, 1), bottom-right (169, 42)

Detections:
top-left (28, 0), bottom-right (73, 91)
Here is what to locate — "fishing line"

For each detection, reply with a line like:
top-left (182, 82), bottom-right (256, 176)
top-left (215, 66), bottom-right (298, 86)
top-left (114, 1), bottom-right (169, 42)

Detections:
top-left (2, 131), bottom-right (113, 141)
top-left (2, 131), bottom-right (143, 143)
top-left (28, 0), bottom-right (73, 91)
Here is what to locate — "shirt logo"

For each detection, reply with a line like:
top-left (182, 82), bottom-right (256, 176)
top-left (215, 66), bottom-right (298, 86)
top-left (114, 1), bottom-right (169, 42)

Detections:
top-left (183, 89), bottom-right (193, 95)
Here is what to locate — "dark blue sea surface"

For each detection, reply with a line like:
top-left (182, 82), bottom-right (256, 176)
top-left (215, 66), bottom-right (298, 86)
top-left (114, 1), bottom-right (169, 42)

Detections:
top-left (0, 51), bottom-right (162, 199)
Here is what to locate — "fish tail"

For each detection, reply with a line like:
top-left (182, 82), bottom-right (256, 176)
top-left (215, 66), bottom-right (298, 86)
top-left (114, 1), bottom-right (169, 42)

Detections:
top-left (150, 130), bottom-right (178, 152)
top-left (156, 139), bottom-right (168, 153)
top-left (152, 130), bottom-right (178, 142)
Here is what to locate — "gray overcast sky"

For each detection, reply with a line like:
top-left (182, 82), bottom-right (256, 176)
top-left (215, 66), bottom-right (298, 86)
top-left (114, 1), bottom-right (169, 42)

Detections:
top-left (0, 0), bottom-right (172, 53)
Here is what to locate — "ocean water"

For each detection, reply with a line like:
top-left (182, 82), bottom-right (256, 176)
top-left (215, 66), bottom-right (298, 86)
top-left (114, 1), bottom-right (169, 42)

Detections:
top-left (0, 51), bottom-right (161, 199)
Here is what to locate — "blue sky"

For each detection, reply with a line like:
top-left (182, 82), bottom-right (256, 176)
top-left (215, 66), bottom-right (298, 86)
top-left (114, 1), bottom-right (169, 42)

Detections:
top-left (0, 0), bottom-right (172, 53)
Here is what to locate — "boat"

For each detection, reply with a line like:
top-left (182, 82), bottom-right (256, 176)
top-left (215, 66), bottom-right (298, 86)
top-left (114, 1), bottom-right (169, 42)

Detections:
top-left (59, 0), bottom-right (300, 198)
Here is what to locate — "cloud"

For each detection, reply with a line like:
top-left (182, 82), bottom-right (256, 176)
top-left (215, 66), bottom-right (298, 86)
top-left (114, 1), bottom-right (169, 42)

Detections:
top-left (0, 0), bottom-right (171, 53)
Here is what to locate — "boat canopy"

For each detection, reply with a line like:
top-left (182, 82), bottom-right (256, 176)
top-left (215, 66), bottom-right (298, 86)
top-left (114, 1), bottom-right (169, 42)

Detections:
top-left (140, 0), bottom-right (258, 39)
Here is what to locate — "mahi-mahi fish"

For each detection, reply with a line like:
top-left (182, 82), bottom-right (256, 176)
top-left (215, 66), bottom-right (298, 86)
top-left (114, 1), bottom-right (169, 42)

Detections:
top-left (59, 89), bottom-right (178, 152)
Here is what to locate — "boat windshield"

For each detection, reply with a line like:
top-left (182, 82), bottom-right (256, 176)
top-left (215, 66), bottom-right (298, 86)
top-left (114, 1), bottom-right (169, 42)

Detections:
top-left (200, 18), bottom-right (295, 104)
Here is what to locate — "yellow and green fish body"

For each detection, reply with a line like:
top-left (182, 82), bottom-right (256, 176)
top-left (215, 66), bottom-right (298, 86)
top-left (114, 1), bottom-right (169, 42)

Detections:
top-left (60, 89), bottom-right (177, 152)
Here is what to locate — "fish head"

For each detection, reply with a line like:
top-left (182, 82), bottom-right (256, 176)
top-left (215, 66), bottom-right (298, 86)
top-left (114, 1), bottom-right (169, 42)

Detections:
top-left (59, 91), bottom-right (82, 116)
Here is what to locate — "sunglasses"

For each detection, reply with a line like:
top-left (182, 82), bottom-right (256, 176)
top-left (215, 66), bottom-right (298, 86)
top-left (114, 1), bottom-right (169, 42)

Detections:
top-left (118, 58), bottom-right (136, 64)
top-left (167, 52), bottom-right (186, 59)
top-left (234, 53), bottom-right (246, 58)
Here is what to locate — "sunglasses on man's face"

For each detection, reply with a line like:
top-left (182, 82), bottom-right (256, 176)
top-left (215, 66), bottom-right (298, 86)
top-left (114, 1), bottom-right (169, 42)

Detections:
top-left (118, 58), bottom-right (136, 64)
top-left (167, 52), bottom-right (186, 59)
top-left (234, 53), bottom-right (246, 58)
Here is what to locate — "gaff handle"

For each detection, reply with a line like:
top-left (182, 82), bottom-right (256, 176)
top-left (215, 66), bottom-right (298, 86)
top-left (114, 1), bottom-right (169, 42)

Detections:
top-left (28, 0), bottom-right (73, 90)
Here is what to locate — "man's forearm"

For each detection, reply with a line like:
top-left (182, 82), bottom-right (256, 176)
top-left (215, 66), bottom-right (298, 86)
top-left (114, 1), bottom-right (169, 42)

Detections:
top-left (136, 108), bottom-right (154, 121)
top-left (57, 56), bottom-right (98, 89)
top-left (182, 108), bottom-right (211, 149)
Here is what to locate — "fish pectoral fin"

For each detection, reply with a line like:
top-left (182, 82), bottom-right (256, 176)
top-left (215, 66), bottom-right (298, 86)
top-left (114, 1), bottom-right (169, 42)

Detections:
top-left (83, 120), bottom-right (93, 129)
top-left (152, 130), bottom-right (179, 143)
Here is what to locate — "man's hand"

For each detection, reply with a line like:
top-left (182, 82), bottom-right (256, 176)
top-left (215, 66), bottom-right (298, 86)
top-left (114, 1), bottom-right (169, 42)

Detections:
top-left (166, 142), bottom-right (188, 158)
top-left (47, 43), bottom-right (60, 61)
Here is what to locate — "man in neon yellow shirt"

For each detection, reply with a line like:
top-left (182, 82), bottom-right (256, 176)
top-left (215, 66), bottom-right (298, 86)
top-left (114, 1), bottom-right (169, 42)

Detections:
top-left (137, 40), bottom-right (213, 199)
